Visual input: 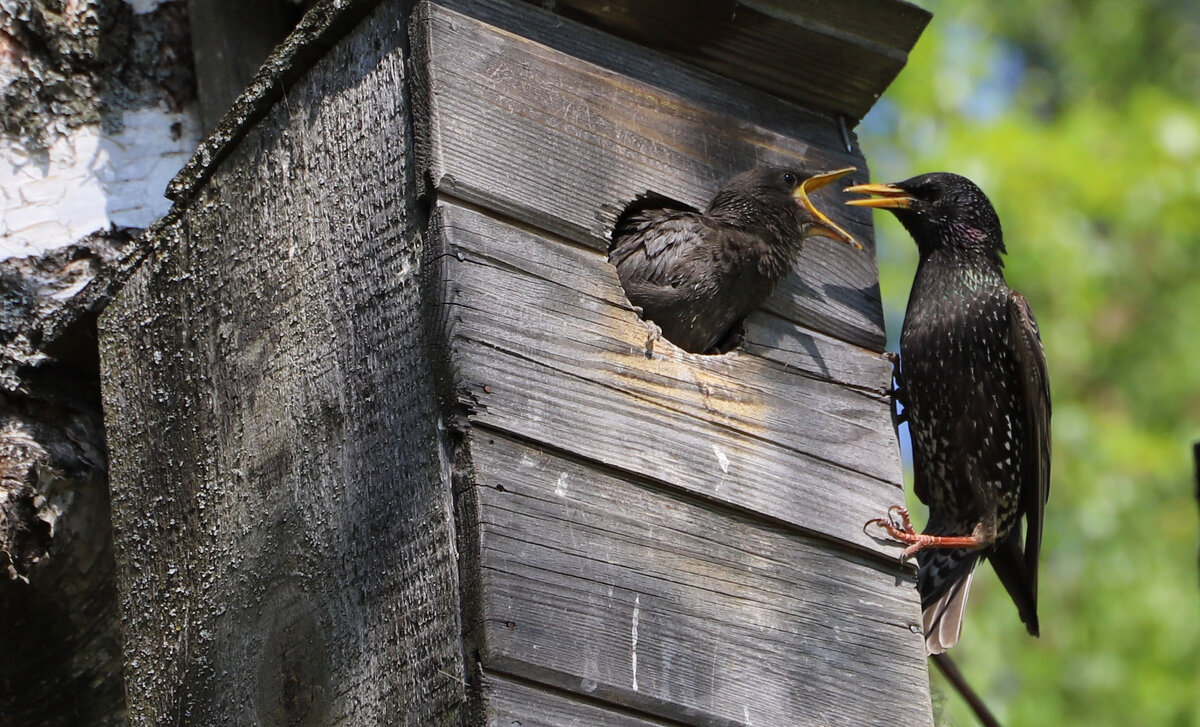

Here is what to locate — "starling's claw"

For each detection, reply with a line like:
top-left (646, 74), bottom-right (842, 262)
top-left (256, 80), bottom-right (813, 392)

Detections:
top-left (882, 351), bottom-right (908, 428)
top-left (867, 505), bottom-right (989, 560)
top-left (883, 350), bottom-right (903, 382)
top-left (864, 505), bottom-right (923, 561)
top-left (887, 505), bottom-right (915, 531)
top-left (863, 518), bottom-right (888, 537)
top-left (864, 506), bottom-right (916, 543)
top-left (643, 319), bottom-right (663, 358)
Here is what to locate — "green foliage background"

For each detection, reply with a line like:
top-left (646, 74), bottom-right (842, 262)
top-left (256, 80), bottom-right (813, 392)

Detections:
top-left (859, 2), bottom-right (1200, 724)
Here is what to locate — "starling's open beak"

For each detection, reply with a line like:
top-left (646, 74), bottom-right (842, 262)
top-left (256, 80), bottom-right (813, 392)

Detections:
top-left (792, 167), bottom-right (862, 250)
top-left (844, 183), bottom-right (915, 209)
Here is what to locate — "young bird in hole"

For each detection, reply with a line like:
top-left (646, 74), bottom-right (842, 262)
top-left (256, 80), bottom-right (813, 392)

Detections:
top-left (847, 172), bottom-right (1050, 654)
top-left (609, 166), bottom-right (861, 354)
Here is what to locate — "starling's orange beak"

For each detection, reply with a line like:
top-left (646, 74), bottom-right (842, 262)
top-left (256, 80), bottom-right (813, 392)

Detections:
top-left (844, 183), bottom-right (915, 209)
top-left (792, 167), bottom-right (862, 249)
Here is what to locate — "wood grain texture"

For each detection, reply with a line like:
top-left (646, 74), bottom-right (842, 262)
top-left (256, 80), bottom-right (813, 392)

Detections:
top-left (434, 200), bottom-right (903, 558)
top-left (411, 0), bottom-right (887, 350)
top-left (741, 309), bottom-right (894, 394)
top-left (100, 4), bottom-right (466, 725)
top-left (167, 0), bottom-right (385, 203)
top-left (466, 432), bottom-right (931, 727)
top-left (481, 673), bottom-right (681, 727)
top-left (520, 0), bottom-right (931, 121)
top-left (186, 0), bottom-right (302, 132)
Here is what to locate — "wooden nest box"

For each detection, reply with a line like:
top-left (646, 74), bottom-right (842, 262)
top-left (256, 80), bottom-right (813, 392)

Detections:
top-left (99, 0), bottom-right (933, 724)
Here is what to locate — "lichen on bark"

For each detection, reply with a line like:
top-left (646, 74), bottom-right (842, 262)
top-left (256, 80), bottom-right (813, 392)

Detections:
top-left (0, 0), bottom-right (195, 148)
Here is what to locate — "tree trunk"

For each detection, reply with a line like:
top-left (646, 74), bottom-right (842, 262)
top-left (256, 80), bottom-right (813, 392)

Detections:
top-left (1, 1), bottom-right (197, 724)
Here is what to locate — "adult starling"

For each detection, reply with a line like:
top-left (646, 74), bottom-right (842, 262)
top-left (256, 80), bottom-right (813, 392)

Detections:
top-left (846, 173), bottom-right (1050, 654)
top-left (609, 166), bottom-right (861, 353)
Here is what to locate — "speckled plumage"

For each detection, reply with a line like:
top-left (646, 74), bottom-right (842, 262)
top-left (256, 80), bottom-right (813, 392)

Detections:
top-left (848, 173), bottom-right (1050, 653)
top-left (609, 166), bottom-right (858, 353)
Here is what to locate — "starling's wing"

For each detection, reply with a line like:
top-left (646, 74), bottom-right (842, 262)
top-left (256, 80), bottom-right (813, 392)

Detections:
top-left (609, 192), bottom-right (699, 257)
top-left (609, 193), bottom-right (705, 273)
top-left (986, 289), bottom-right (1051, 637)
top-left (1009, 290), bottom-right (1051, 588)
top-left (609, 201), bottom-right (713, 291)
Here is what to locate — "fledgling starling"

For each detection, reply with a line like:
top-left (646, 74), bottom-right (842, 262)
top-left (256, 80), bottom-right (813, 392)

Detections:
top-left (609, 166), bottom-right (861, 353)
top-left (846, 173), bottom-right (1050, 654)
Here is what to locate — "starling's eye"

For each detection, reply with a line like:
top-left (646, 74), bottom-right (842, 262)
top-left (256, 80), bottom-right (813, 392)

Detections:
top-left (782, 172), bottom-right (797, 186)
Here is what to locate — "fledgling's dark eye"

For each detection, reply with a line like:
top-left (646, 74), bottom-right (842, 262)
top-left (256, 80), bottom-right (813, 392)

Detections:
top-left (782, 172), bottom-right (797, 186)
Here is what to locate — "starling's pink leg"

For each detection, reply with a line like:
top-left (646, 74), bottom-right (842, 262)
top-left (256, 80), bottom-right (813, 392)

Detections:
top-left (865, 506), bottom-right (987, 560)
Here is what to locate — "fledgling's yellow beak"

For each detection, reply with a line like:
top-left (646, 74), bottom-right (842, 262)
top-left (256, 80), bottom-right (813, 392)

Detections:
top-left (792, 167), bottom-right (862, 249)
top-left (844, 183), bottom-right (915, 209)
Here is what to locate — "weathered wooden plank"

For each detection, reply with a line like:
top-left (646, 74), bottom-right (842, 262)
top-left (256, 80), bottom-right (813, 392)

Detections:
top-left (435, 201), bottom-right (904, 557)
top-left (482, 674), bottom-right (675, 727)
top-left (411, 0), bottom-right (886, 350)
top-left (467, 433), bottom-right (931, 727)
top-left (519, 0), bottom-right (932, 122)
top-left (168, 0), bottom-right (385, 203)
top-left (100, 3), bottom-right (467, 724)
top-left (438, 198), bottom-right (889, 397)
top-left (742, 310), bottom-right (894, 395)
top-left (186, 0), bottom-right (302, 132)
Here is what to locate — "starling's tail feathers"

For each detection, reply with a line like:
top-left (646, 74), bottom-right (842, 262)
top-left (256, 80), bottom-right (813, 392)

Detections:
top-left (917, 548), bottom-right (981, 655)
top-left (923, 571), bottom-right (974, 655)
